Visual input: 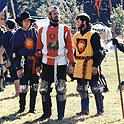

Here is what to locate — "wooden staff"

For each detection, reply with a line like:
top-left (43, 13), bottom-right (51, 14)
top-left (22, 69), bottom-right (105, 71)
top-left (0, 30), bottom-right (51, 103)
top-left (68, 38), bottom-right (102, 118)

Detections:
top-left (109, 0), bottom-right (124, 118)
top-left (10, 0), bottom-right (17, 29)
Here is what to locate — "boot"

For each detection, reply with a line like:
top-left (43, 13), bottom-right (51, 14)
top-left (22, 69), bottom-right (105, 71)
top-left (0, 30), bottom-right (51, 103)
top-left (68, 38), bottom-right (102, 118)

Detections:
top-left (39, 92), bottom-right (52, 120)
top-left (81, 96), bottom-right (89, 111)
top-left (29, 89), bottom-right (37, 114)
top-left (14, 80), bottom-right (20, 97)
top-left (77, 96), bottom-right (89, 116)
top-left (17, 93), bottom-right (26, 113)
top-left (57, 100), bottom-right (66, 120)
top-left (0, 78), bottom-right (4, 92)
top-left (39, 100), bottom-right (52, 120)
top-left (94, 92), bottom-right (104, 115)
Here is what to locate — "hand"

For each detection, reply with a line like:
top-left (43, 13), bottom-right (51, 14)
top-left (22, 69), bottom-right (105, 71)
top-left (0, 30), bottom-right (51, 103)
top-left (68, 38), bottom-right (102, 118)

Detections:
top-left (92, 66), bottom-right (98, 75)
top-left (66, 63), bottom-right (74, 74)
top-left (17, 70), bottom-right (24, 78)
top-left (36, 64), bottom-right (43, 76)
top-left (112, 38), bottom-right (118, 45)
top-left (5, 59), bottom-right (11, 68)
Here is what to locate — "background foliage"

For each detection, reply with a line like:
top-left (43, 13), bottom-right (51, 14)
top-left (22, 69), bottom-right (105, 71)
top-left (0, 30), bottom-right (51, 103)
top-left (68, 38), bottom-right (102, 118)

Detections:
top-left (7, 0), bottom-right (124, 35)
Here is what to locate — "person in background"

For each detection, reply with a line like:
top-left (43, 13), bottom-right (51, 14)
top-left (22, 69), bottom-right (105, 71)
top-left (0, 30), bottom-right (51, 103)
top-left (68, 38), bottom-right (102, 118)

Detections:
top-left (0, 26), bottom-right (5, 92)
top-left (73, 13), bottom-right (104, 116)
top-left (36, 6), bottom-right (75, 120)
top-left (0, 19), bottom-right (20, 96)
top-left (1, 25), bottom-right (6, 32)
top-left (112, 38), bottom-right (124, 52)
top-left (13, 11), bottom-right (39, 113)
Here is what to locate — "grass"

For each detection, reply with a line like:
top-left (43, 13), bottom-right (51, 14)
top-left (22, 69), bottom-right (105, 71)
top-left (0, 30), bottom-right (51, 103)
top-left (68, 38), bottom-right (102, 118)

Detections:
top-left (1, 50), bottom-right (124, 124)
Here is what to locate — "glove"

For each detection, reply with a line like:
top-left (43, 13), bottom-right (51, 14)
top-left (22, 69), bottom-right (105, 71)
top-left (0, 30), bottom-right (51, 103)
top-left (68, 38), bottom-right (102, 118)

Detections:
top-left (112, 38), bottom-right (119, 46)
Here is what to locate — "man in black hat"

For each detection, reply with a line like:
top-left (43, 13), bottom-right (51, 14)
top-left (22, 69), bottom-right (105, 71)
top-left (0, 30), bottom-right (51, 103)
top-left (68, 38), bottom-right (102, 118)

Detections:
top-left (12, 11), bottom-right (39, 113)
top-left (0, 19), bottom-right (20, 95)
top-left (73, 13), bottom-right (104, 116)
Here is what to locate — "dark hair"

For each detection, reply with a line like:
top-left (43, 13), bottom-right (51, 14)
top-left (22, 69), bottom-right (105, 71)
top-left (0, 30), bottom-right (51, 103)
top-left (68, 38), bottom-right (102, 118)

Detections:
top-left (76, 13), bottom-right (90, 26)
top-left (6, 20), bottom-right (15, 29)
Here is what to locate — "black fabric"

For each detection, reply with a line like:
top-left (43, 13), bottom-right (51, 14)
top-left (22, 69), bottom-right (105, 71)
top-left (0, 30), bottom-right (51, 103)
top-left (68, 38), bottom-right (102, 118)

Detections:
top-left (91, 33), bottom-right (103, 67)
top-left (116, 43), bottom-right (124, 53)
top-left (112, 38), bottom-right (124, 54)
top-left (20, 66), bottom-right (39, 85)
top-left (29, 89), bottom-right (37, 112)
top-left (112, 38), bottom-right (119, 46)
top-left (0, 28), bottom-right (4, 45)
top-left (57, 100), bottom-right (66, 118)
top-left (19, 93), bottom-right (27, 111)
top-left (42, 64), bottom-right (67, 83)
top-left (80, 26), bottom-right (91, 36)
top-left (80, 27), bottom-right (102, 67)
top-left (50, 21), bottom-right (59, 27)
top-left (94, 93), bottom-right (104, 113)
top-left (42, 100), bottom-right (52, 116)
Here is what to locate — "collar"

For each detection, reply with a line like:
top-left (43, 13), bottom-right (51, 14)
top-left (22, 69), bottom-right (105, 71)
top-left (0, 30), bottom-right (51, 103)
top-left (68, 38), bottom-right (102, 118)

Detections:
top-left (21, 27), bottom-right (32, 31)
top-left (49, 21), bottom-right (59, 27)
top-left (80, 25), bottom-right (91, 36)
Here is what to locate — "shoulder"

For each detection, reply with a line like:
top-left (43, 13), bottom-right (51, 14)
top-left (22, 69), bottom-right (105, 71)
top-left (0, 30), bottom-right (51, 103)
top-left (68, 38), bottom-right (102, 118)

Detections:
top-left (59, 24), bottom-right (70, 31)
top-left (31, 27), bottom-right (37, 33)
top-left (63, 24), bottom-right (70, 30)
top-left (73, 31), bottom-right (80, 37)
top-left (2, 32), bottom-right (10, 38)
top-left (90, 29), bottom-right (100, 36)
top-left (90, 31), bottom-right (101, 42)
top-left (92, 32), bottom-right (101, 39)
top-left (14, 28), bottom-right (22, 34)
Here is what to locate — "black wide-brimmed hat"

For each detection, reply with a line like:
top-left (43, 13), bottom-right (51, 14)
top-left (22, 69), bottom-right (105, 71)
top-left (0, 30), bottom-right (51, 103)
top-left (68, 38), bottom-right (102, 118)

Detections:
top-left (15, 11), bottom-right (35, 26)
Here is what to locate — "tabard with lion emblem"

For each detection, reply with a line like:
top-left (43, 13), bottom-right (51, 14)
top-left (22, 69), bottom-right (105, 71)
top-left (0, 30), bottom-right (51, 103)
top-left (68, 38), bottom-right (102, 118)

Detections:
top-left (73, 30), bottom-right (95, 79)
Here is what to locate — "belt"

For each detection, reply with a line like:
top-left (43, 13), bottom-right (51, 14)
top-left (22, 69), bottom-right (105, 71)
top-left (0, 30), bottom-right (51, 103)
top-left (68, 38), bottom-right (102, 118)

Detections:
top-left (76, 56), bottom-right (92, 78)
top-left (45, 55), bottom-right (64, 83)
top-left (27, 56), bottom-right (36, 74)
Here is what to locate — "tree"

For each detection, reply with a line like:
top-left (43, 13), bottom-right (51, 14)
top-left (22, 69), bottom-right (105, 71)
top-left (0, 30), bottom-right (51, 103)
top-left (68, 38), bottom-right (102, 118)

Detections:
top-left (76, 0), bottom-right (121, 26)
top-left (112, 5), bottom-right (124, 36)
top-left (8, 0), bottom-right (83, 34)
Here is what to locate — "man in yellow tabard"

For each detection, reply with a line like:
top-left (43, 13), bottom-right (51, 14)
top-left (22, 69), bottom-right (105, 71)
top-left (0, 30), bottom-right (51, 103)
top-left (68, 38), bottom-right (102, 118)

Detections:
top-left (73, 13), bottom-right (104, 116)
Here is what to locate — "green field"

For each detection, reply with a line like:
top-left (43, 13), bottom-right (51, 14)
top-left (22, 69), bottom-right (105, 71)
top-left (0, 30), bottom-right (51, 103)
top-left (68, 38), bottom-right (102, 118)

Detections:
top-left (1, 50), bottom-right (124, 124)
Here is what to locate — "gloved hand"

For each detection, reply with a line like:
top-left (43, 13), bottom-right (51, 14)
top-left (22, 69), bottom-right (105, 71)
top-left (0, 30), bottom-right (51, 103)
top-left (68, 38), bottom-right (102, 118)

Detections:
top-left (112, 38), bottom-right (119, 46)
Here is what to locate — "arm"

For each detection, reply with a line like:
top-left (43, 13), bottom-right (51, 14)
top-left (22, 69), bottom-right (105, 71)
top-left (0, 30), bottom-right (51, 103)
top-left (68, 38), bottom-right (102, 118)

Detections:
top-left (65, 27), bottom-right (76, 64)
top-left (12, 30), bottom-right (24, 78)
top-left (0, 45), bottom-right (5, 64)
top-left (91, 32), bottom-right (103, 75)
top-left (112, 38), bottom-right (124, 53)
top-left (35, 28), bottom-right (43, 75)
top-left (0, 32), bottom-right (9, 65)
top-left (65, 27), bottom-right (76, 74)
top-left (36, 28), bottom-right (43, 59)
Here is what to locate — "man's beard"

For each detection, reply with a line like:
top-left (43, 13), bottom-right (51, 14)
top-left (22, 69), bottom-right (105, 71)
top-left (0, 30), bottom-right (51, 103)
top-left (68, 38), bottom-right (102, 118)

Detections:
top-left (51, 16), bottom-right (59, 23)
top-left (78, 24), bottom-right (84, 31)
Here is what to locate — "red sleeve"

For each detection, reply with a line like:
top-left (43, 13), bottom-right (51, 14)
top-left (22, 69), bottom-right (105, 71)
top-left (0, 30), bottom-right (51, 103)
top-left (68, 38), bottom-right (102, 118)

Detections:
top-left (64, 26), bottom-right (76, 63)
top-left (36, 28), bottom-right (43, 57)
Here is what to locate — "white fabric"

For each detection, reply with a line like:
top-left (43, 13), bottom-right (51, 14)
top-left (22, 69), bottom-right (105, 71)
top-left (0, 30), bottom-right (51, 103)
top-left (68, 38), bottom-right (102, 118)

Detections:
top-left (41, 24), bottom-right (67, 65)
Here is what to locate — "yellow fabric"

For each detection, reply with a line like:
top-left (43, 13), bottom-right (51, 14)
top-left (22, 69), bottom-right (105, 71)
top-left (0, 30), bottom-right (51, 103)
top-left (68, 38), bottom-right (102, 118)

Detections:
top-left (73, 30), bottom-right (95, 79)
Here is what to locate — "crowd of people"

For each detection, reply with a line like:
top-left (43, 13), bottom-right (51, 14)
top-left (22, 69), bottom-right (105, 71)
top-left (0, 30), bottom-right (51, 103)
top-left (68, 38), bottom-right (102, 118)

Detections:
top-left (0, 5), bottom-right (116, 121)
